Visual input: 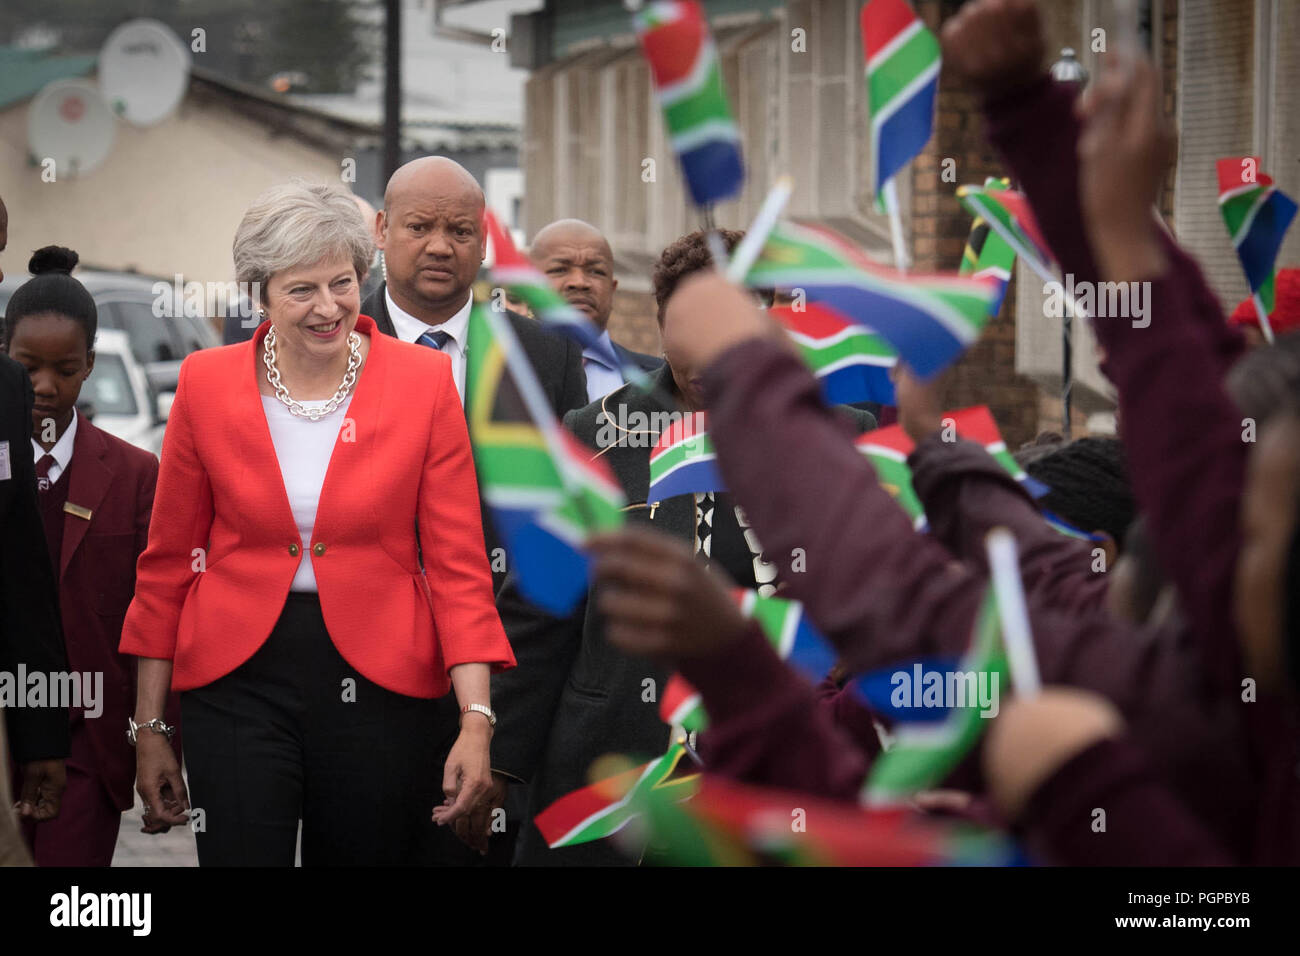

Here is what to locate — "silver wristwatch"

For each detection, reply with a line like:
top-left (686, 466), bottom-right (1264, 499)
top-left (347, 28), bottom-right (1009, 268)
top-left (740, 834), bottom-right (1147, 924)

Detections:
top-left (127, 716), bottom-right (176, 746)
top-left (460, 703), bottom-right (497, 728)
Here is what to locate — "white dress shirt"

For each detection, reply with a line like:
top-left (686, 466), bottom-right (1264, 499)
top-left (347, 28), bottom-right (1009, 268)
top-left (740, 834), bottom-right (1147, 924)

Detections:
top-left (32, 406), bottom-right (78, 485)
top-left (386, 288), bottom-right (472, 405)
top-left (261, 394), bottom-right (353, 592)
top-left (583, 330), bottom-right (626, 402)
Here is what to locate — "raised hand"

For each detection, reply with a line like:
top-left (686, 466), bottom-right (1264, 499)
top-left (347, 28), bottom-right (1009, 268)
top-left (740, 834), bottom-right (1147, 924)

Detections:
top-left (589, 525), bottom-right (748, 661)
top-left (940, 0), bottom-right (1046, 100)
top-left (982, 687), bottom-right (1123, 820)
top-left (665, 272), bottom-right (783, 375)
top-left (1076, 56), bottom-right (1175, 282)
top-left (893, 364), bottom-right (946, 444)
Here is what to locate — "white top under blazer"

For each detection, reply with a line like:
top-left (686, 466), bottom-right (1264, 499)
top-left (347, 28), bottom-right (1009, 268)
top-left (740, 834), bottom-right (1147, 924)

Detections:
top-left (260, 394), bottom-right (354, 592)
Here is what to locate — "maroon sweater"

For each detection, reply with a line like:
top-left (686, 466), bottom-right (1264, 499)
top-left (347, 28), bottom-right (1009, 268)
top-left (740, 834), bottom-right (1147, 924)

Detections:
top-left (984, 73), bottom-right (1299, 864)
top-left (983, 74), bottom-right (1247, 687)
top-left (679, 72), bottom-right (1299, 864)
top-left (684, 339), bottom-right (1253, 853)
top-left (1018, 737), bottom-right (1232, 866)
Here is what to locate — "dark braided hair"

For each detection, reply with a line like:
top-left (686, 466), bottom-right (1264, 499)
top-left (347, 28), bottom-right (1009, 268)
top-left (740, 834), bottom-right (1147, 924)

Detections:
top-left (652, 229), bottom-right (744, 325)
top-left (1024, 436), bottom-right (1136, 547)
top-left (2, 246), bottom-right (97, 351)
top-left (1013, 430), bottom-right (1065, 468)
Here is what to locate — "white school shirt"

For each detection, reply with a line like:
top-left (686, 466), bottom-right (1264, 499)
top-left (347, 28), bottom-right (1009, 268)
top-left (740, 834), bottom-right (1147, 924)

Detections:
top-left (261, 394), bottom-right (354, 592)
top-left (31, 406), bottom-right (78, 485)
top-left (385, 289), bottom-right (472, 405)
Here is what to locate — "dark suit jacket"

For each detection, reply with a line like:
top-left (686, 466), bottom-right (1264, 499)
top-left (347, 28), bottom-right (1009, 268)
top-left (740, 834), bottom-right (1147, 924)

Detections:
top-left (492, 363), bottom-right (685, 866)
top-left (491, 365), bottom-right (875, 865)
top-left (361, 283), bottom-right (589, 591)
top-left (0, 354), bottom-right (70, 764)
top-left (56, 418), bottom-right (183, 810)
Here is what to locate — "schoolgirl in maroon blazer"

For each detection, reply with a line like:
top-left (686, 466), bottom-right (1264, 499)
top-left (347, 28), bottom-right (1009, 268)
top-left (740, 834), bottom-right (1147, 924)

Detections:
top-left (4, 246), bottom-right (179, 866)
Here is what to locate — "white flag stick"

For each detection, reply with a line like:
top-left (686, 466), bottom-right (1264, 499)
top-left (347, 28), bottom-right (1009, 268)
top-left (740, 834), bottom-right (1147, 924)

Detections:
top-left (883, 177), bottom-right (910, 273)
top-left (726, 175), bottom-right (794, 283)
top-left (985, 527), bottom-right (1042, 698)
top-left (1253, 292), bottom-right (1276, 344)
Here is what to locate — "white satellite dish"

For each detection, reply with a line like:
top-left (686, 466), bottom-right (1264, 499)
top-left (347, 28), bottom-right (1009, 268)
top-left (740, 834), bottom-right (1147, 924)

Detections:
top-left (27, 79), bottom-right (116, 177)
top-left (98, 19), bottom-right (191, 127)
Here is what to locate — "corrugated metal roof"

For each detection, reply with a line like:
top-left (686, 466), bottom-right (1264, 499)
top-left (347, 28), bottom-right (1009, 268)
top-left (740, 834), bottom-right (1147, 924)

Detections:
top-left (0, 46), bottom-right (97, 111)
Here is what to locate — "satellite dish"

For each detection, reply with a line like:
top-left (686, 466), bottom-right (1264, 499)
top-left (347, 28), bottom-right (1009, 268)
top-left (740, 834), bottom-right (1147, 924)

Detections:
top-left (98, 19), bottom-right (191, 127)
top-left (27, 79), bottom-right (116, 177)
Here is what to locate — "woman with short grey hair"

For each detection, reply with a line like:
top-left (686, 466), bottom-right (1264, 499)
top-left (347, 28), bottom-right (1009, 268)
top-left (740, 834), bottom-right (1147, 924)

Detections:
top-left (122, 180), bottom-right (514, 866)
top-left (232, 181), bottom-right (375, 304)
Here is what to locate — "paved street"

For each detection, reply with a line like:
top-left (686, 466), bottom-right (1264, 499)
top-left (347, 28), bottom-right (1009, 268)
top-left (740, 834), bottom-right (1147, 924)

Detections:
top-left (110, 771), bottom-right (302, 866)
top-left (111, 784), bottom-right (197, 867)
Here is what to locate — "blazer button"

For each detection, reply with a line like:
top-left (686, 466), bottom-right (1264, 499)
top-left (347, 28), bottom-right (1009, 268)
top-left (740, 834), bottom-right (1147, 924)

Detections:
top-left (289, 543), bottom-right (300, 556)
top-left (312, 543), bottom-right (326, 557)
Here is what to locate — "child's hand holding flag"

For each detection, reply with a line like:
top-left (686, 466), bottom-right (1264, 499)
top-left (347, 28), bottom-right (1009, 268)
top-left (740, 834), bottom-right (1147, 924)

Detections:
top-left (1075, 56), bottom-right (1176, 285)
top-left (939, 0), bottom-right (1046, 101)
top-left (589, 525), bottom-right (750, 661)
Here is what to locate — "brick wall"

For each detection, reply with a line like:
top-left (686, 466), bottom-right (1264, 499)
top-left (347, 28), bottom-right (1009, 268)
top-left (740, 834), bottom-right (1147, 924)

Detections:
top-left (912, 0), bottom-right (1043, 449)
top-left (609, 287), bottom-right (662, 356)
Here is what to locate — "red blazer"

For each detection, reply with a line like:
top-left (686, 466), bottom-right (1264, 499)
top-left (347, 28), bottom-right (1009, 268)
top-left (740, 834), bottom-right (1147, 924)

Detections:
top-left (120, 315), bottom-right (514, 697)
top-left (54, 418), bottom-right (181, 811)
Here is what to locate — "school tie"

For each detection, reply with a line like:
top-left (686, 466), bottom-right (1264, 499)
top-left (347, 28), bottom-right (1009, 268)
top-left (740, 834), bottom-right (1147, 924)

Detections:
top-left (35, 453), bottom-right (55, 493)
top-left (417, 329), bottom-right (452, 351)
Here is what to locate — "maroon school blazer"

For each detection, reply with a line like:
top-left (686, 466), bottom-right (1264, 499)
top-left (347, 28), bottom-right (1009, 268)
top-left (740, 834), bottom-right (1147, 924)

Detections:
top-left (53, 417), bottom-right (177, 811)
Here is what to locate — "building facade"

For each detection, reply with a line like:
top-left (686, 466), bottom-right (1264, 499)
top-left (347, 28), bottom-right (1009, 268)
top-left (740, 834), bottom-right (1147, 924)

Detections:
top-left (1, 50), bottom-right (374, 285)
top-left (511, 0), bottom-right (1299, 447)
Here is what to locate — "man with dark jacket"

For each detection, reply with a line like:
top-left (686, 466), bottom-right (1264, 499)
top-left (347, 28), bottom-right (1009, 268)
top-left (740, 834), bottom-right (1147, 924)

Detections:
top-left (361, 157), bottom-right (589, 590)
top-left (357, 158), bottom-right (586, 867)
top-left (528, 218), bottom-right (661, 399)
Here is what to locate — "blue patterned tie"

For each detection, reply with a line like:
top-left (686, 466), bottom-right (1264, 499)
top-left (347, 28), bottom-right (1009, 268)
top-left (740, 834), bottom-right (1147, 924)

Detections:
top-left (417, 329), bottom-right (452, 350)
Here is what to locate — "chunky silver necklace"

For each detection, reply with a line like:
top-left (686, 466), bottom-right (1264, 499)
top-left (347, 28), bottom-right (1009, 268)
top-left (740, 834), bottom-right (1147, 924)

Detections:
top-left (263, 324), bottom-right (362, 421)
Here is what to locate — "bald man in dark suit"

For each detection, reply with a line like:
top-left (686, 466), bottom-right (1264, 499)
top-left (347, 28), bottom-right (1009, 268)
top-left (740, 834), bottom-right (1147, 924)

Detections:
top-left (358, 160), bottom-right (587, 867)
top-left (361, 158), bottom-right (588, 595)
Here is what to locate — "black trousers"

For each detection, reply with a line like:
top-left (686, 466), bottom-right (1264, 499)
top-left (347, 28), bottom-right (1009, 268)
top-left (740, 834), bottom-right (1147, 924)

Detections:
top-left (180, 593), bottom-right (475, 866)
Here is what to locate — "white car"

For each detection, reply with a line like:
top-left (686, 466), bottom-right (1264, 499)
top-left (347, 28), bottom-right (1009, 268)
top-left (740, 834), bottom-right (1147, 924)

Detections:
top-left (80, 328), bottom-right (168, 457)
